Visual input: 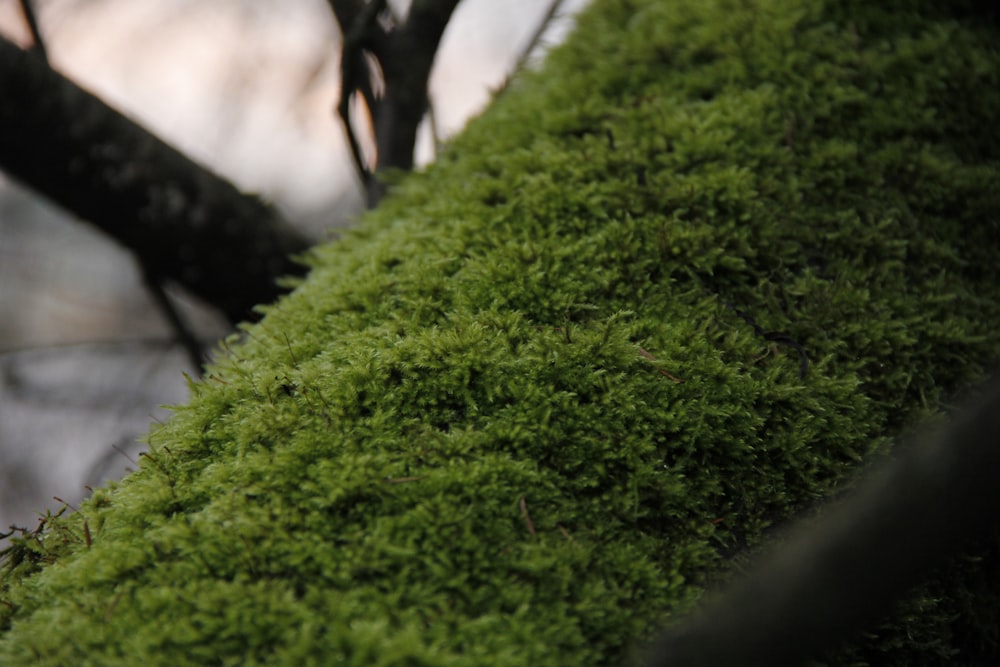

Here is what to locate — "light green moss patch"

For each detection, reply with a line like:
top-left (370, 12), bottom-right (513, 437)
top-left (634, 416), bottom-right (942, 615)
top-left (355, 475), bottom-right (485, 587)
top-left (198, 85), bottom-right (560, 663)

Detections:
top-left (3, 0), bottom-right (999, 664)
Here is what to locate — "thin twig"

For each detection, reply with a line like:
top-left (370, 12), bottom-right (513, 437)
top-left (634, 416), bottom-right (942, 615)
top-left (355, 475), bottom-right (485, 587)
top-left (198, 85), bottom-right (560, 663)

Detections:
top-left (426, 99), bottom-right (440, 161)
top-left (519, 496), bottom-right (536, 536)
top-left (142, 271), bottom-right (204, 374)
top-left (18, 0), bottom-right (47, 64)
top-left (637, 347), bottom-right (685, 383)
top-left (511, 0), bottom-right (566, 77)
top-left (111, 443), bottom-right (139, 466)
top-left (724, 302), bottom-right (809, 378)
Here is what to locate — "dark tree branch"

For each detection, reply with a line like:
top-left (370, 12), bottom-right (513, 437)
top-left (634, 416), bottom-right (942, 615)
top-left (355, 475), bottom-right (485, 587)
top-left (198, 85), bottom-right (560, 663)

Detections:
top-left (644, 374), bottom-right (1000, 667)
top-left (328, 0), bottom-right (461, 207)
top-left (375, 0), bottom-right (460, 169)
top-left (0, 35), bottom-right (312, 326)
top-left (330, 0), bottom-right (387, 193)
top-left (327, 0), bottom-right (363, 23)
top-left (17, 0), bottom-right (47, 63)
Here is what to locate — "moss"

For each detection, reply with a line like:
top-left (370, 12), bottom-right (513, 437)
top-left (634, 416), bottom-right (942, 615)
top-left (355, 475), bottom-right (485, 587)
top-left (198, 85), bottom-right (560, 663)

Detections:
top-left (2, 0), bottom-right (999, 664)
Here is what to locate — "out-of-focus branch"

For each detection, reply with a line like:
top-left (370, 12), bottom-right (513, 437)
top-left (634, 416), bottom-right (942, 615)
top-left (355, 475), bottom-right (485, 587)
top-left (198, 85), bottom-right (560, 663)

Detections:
top-left (329, 0), bottom-right (461, 207)
top-left (141, 267), bottom-right (205, 373)
top-left (17, 0), bottom-right (47, 63)
top-left (489, 0), bottom-right (566, 101)
top-left (330, 0), bottom-right (387, 195)
top-left (376, 0), bottom-right (461, 174)
top-left (511, 0), bottom-right (565, 79)
top-left (0, 35), bottom-right (312, 326)
top-left (643, 374), bottom-right (1000, 667)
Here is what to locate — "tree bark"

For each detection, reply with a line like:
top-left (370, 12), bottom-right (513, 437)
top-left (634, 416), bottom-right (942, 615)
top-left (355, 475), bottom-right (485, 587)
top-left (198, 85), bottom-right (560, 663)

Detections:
top-left (329, 0), bottom-right (461, 206)
top-left (0, 35), bottom-right (312, 326)
top-left (644, 374), bottom-right (1000, 667)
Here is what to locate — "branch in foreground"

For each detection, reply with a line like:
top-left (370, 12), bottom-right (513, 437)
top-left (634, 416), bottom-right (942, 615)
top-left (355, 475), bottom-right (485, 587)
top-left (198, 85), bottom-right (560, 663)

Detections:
top-left (644, 373), bottom-right (1000, 667)
top-left (0, 35), bottom-right (312, 326)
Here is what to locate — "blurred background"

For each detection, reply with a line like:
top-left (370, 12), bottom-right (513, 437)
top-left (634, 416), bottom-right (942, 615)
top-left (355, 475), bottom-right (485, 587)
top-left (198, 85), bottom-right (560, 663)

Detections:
top-left (0, 0), bottom-right (586, 540)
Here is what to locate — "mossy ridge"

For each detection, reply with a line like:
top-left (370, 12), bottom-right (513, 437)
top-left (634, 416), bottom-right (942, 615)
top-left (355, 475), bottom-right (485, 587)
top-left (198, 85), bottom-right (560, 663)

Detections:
top-left (2, 0), bottom-right (999, 664)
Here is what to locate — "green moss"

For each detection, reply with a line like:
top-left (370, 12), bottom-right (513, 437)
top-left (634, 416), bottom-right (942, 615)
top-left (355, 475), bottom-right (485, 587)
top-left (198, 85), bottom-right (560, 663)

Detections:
top-left (3, 0), bottom-right (999, 664)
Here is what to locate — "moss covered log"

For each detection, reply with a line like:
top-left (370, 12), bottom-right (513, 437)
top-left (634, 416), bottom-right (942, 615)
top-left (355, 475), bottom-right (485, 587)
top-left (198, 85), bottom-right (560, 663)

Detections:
top-left (2, 0), bottom-right (999, 664)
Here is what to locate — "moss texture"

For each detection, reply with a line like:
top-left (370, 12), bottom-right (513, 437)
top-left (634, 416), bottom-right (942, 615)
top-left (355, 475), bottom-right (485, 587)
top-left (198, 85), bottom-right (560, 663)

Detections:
top-left (2, 0), bottom-right (999, 664)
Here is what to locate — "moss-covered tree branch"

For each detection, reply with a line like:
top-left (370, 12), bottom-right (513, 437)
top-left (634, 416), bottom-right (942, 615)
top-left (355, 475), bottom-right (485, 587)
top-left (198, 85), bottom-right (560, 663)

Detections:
top-left (1, 0), bottom-right (999, 664)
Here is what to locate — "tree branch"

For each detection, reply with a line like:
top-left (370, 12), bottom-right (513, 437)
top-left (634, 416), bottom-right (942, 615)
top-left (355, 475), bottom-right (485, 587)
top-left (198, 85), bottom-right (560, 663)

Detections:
top-left (329, 0), bottom-right (386, 193)
top-left (0, 35), bottom-right (312, 326)
top-left (644, 374), bottom-right (1000, 667)
top-left (375, 0), bottom-right (460, 171)
top-left (327, 0), bottom-right (461, 207)
top-left (17, 0), bottom-right (47, 63)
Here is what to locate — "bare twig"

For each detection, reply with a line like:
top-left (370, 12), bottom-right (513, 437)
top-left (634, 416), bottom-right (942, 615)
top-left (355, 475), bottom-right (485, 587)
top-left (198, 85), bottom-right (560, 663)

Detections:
top-left (519, 496), bottom-right (536, 536)
top-left (637, 347), bottom-right (685, 383)
top-left (426, 99), bottom-right (440, 161)
top-left (511, 0), bottom-right (566, 77)
top-left (17, 0), bottom-right (47, 63)
top-left (141, 269), bottom-right (205, 375)
top-left (489, 0), bottom-right (568, 102)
